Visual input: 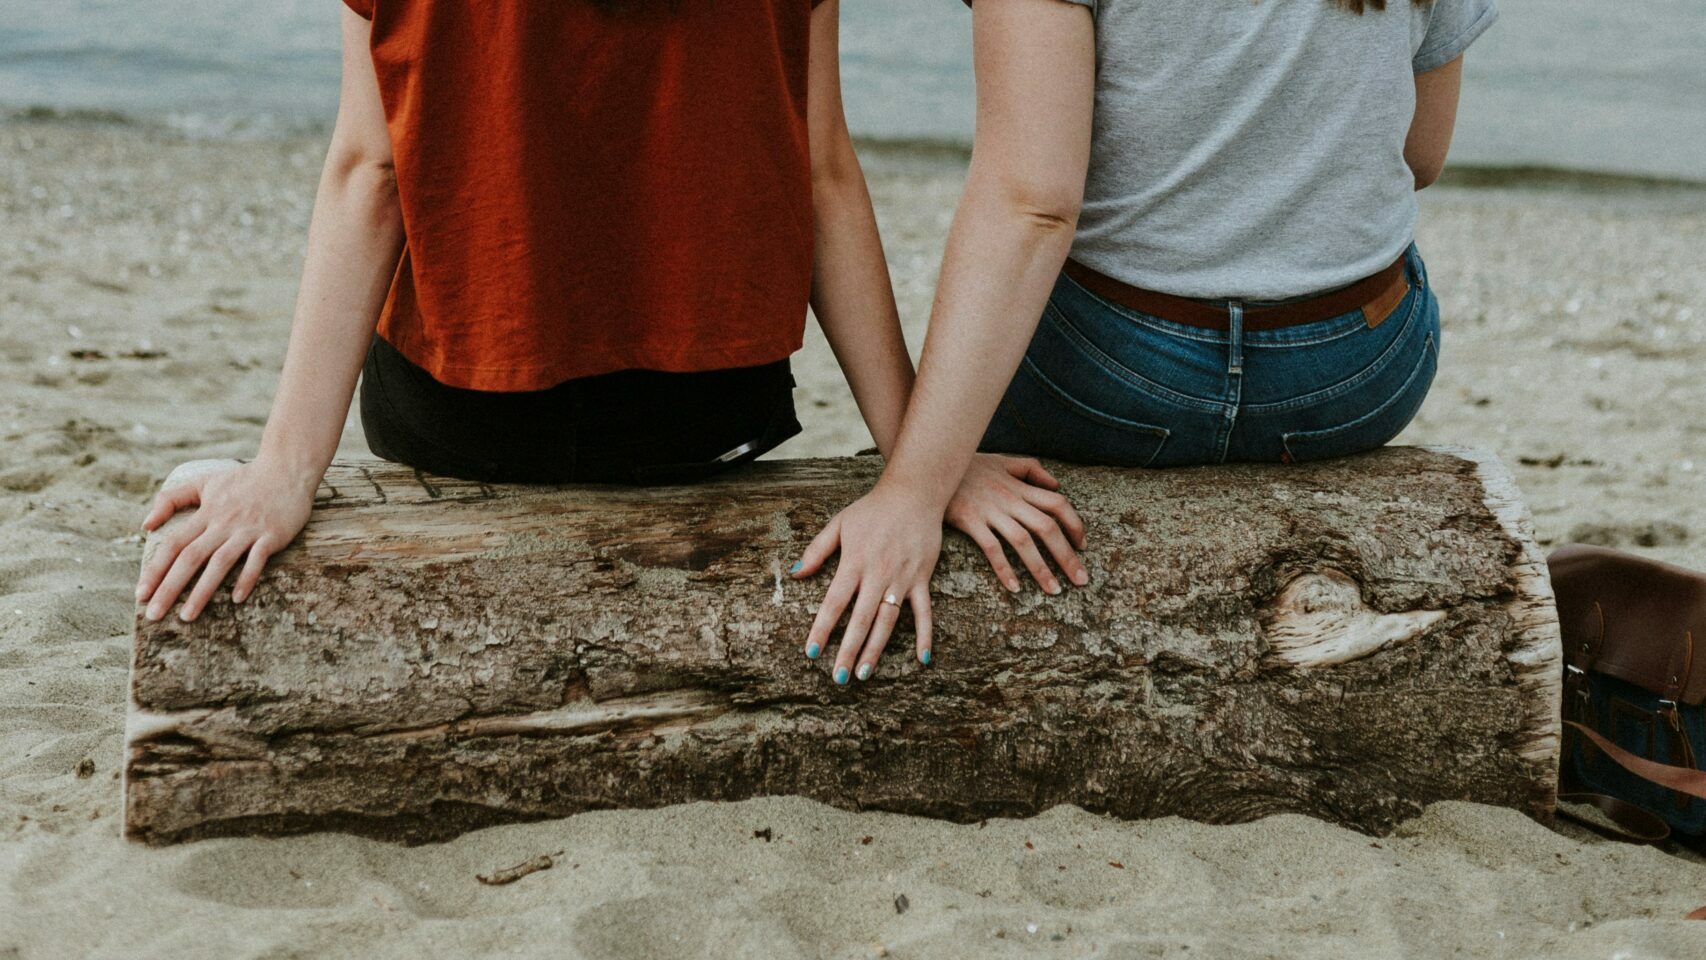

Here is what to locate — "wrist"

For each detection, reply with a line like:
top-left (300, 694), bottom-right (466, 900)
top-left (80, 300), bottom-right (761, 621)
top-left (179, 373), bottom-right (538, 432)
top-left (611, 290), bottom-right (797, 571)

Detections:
top-left (252, 446), bottom-right (329, 493)
top-left (873, 463), bottom-right (957, 516)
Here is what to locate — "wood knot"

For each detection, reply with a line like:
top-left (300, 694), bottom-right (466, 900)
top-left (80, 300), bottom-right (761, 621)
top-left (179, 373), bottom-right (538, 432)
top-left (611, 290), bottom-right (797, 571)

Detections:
top-left (1260, 569), bottom-right (1446, 669)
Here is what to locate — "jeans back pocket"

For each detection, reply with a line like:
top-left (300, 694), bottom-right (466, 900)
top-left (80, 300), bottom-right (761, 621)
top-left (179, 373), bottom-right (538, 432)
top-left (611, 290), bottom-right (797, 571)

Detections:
top-left (1280, 327), bottom-right (1439, 463)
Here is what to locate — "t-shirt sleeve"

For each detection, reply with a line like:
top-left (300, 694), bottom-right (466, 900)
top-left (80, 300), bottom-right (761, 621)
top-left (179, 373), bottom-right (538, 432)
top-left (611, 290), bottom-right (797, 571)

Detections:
top-left (341, 0), bottom-right (373, 20)
top-left (1413, 0), bottom-right (1498, 74)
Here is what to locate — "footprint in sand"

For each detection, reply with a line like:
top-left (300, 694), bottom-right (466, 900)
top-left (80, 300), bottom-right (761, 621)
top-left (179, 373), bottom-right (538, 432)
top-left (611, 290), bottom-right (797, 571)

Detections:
top-left (572, 895), bottom-right (716, 960)
top-left (170, 839), bottom-right (361, 910)
top-left (1566, 520), bottom-right (1691, 549)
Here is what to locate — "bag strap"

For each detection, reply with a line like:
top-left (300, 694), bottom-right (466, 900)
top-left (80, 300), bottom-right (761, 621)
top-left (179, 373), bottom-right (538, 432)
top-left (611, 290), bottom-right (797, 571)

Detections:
top-left (1564, 721), bottom-right (1706, 802)
top-left (1555, 791), bottom-right (1671, 844)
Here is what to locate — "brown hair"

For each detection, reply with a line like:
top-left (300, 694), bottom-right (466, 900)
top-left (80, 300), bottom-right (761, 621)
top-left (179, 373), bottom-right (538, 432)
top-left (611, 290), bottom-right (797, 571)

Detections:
top-left (1335, 0), bottom-right (1433, 11)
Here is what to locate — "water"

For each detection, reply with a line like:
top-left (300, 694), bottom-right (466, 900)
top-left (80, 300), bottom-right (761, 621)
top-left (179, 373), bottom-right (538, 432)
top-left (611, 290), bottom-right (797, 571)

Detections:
top-left (2, 0), bottom-right (1703, 180)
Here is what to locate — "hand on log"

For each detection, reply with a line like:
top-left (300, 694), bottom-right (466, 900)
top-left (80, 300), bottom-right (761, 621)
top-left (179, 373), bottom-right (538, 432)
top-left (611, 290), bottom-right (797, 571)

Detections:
top-left (124, 446), bottom-right (1561, 845)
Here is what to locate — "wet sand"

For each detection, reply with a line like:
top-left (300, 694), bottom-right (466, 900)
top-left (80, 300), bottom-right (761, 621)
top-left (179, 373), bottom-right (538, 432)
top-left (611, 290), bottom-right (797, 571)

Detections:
top-left (3, 119), bottom-right (1705, 958)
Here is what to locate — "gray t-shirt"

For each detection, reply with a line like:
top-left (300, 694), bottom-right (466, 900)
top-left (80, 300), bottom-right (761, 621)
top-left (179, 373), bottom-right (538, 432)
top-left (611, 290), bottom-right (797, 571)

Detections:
top-left (1055, 0), bottom-right (1498, 300)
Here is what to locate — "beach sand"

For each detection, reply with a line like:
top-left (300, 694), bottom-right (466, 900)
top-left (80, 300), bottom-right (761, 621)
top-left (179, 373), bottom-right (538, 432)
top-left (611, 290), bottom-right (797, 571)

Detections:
top-left (3, 119), bottom-right (1705, 958)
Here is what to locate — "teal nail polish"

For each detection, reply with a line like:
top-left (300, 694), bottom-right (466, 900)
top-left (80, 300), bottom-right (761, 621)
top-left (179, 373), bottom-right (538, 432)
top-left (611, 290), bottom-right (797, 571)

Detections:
top-left (806, 643), bottom-right (820, 659)
top-left (788, 560), bottom-right (802, 574)
top-left (833, 666), bottom-right (850, 685)
top-left (856, 663), bottom-right (872, 682)
top-left (920, 649), bottom-right (932, 666)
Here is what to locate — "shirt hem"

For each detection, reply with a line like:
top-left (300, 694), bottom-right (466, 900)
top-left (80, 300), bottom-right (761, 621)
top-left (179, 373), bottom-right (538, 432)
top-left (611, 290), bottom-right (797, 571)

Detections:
top-left (380, 333), bottom-right (806, 393)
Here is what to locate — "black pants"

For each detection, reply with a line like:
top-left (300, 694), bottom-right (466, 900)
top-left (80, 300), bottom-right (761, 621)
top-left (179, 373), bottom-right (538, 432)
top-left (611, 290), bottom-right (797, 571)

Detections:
top-left (359, 337), bottom-right (802, 485)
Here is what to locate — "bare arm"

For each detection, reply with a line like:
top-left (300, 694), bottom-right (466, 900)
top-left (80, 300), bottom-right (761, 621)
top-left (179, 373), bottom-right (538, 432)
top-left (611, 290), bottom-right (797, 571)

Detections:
top-left (135, 8), bottom-right (404, 621)
top-left (875, 0), bottom-right (1096, 514)
top-left (1406, 56), bottom-right (1464, 190)
top-left (804, 0), bottom-right (914, 455)
top-left (790, 0), bottom-right (1094, 681)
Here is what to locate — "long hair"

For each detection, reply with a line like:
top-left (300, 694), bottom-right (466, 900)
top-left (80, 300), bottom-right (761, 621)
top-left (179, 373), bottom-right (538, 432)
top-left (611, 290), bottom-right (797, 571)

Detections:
top-left (1335, 0), bottom-right (1433, 11)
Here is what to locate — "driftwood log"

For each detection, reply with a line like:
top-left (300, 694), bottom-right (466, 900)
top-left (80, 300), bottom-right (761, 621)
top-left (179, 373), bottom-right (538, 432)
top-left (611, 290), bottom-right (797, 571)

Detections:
top-left (124, 447), bottom-right (1561, 845)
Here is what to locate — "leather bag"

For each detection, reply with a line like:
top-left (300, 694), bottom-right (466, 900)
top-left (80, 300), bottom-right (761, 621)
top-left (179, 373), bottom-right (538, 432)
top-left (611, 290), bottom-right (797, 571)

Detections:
top-left (1548, 544), bottom-right (1706, 842)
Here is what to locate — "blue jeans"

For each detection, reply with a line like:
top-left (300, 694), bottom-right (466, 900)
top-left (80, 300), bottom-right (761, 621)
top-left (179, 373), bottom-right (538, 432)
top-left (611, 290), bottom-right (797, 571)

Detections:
top-left (981, 244), bottom-right (1440, 466)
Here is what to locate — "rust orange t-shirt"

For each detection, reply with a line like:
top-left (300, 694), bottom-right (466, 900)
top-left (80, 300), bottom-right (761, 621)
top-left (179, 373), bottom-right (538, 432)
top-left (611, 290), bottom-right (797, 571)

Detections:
top-left (341, 0), bottom-right (824, 391)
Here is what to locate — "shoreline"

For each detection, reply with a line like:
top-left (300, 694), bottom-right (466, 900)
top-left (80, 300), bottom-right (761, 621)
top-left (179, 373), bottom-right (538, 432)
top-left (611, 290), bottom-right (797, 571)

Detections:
top-left (10, 107), bottom-right (1706, 193)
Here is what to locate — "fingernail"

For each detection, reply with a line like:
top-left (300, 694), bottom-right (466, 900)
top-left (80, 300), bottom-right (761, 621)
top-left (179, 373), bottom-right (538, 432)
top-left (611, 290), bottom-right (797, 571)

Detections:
top-left (833, 666), bottom-right (850, 685)
top-left (134, 585), bottom-right (146, 602)
top-left (806, 642), bottom-right (820, 659)
top-left (178, 608), bottom-right (193, 622)
top-left (1073, 569), bottom-right (1089, 586)
top-left (144, 607), bottom-right (161, 622)
top-left (856, 663), bottom-right (872, 682)
top-left (1006, 580), bottom-right (1020, 593)
top-left (788, 560), bottom-right (802, 574)
top-left (1047, 582), bottom-right (1062, 596)
top-left (920, 649), bottom-right (932, 666)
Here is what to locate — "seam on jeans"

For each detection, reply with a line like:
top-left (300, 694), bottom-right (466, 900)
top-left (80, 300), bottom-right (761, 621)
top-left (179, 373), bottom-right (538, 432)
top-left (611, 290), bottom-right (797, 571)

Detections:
top-left (1042, 301), bottom-right (1225, 414)
top-left (1018, 357), bottom-right (1173, 454)
top-left (1057, 270), bottom-right (1231, 345)
top-left (1280, 333), bottom-right (1437, 455)
top-left (1239, 289), bottom-right (1428, 416)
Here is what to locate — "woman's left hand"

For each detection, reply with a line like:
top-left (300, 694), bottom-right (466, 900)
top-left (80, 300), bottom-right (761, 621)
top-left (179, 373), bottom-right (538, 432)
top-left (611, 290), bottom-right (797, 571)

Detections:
top-left (791, 482), bottom-right (943, 684)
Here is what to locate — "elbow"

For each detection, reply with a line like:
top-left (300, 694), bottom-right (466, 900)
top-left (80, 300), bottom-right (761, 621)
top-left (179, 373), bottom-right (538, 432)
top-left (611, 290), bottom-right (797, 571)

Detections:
top-left (324, 147), bottom-right (401, 227)
top-left (1014, 201), bottom-right (1080, 234)
top-left (976, 163), bottom-right (1084, 238)
top-left (1407, 151), bottom-right (1447, 191)
top-left (1001, 185), bottom-right (1083, 239)
top-left (810, 145), bottom-right (867, 209)
top-left (326, 143), bottom-right (399, 202)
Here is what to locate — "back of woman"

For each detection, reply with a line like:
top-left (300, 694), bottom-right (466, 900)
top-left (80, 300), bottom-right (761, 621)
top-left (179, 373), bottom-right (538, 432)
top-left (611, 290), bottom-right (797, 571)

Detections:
top-left (967, 0), bottom-right (1499, 468)
top-left (1072, 0), bottom-right (1496, 300)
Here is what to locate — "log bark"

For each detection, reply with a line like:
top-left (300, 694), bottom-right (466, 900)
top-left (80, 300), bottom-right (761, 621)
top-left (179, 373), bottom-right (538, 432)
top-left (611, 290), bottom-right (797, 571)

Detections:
top-left (124, 447), bottom-right (1561, 845)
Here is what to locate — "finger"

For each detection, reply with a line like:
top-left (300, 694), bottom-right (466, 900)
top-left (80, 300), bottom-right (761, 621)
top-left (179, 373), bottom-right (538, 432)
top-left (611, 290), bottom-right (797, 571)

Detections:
top-left (856, 590), bottom-right (905, 681)
top-left (1007, 457), bottom-right (1060, 491)
top-left (135, 515), bottom-right (208, 604)
top-left (232, 539), bottom-right (274, 604)
top-left (142, 482), bottom-right (202, 531)
top-left (833, 587), bottom-right (885, 686)
top-left (805, 570), bottom-right (857, 661)
top-left (178, 540), bottom-right (249, 622)
top-left (970, 528), bottom-right (1022, 594)
top-left (791, 515), bottom-right (841, 578)
top-left (1018, 502), bottom-right (1089, 588)
top-left (1022, 483), bottom-right (1089, 553)
top-left (994, 516), bottom-right (1061, 596)
top-left (144, 531), bottom-right (219, 621)
top-left (911, 584), bottom-right (934, 665)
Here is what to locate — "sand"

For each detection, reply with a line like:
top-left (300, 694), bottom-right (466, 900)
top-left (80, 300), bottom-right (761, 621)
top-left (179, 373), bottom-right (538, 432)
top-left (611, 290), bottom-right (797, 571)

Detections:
top-left (3, 118), bottom-right (1706, 959)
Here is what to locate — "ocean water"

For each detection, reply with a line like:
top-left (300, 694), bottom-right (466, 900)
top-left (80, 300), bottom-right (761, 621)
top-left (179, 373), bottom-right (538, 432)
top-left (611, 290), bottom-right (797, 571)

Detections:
top-left (1, 0), bottom-right (1702, 180)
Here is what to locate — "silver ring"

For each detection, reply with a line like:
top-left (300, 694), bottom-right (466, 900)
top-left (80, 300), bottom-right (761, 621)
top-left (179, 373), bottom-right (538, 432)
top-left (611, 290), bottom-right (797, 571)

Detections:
top-left (881, 593), bottom-right (901, 609)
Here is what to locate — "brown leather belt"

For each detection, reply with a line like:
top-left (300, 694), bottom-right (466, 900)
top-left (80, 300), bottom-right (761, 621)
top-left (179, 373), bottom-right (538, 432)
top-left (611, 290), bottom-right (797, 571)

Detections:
top-left (1062, 253), bottom-right (1412, 332)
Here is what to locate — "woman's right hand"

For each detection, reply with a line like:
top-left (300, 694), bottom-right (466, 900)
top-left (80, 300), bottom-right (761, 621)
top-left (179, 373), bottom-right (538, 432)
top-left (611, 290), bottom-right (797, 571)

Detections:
top-left (134, 459), bottom-right (320, 622)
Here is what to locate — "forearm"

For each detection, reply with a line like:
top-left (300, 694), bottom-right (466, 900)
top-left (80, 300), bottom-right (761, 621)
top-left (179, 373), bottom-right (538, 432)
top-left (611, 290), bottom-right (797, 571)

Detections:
top-left (256, 156), bottom-right (404, 485)
top-left (878, 183), bottom-right (1077, 510)
top-left (810, 171), bottom-right (915, 455)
